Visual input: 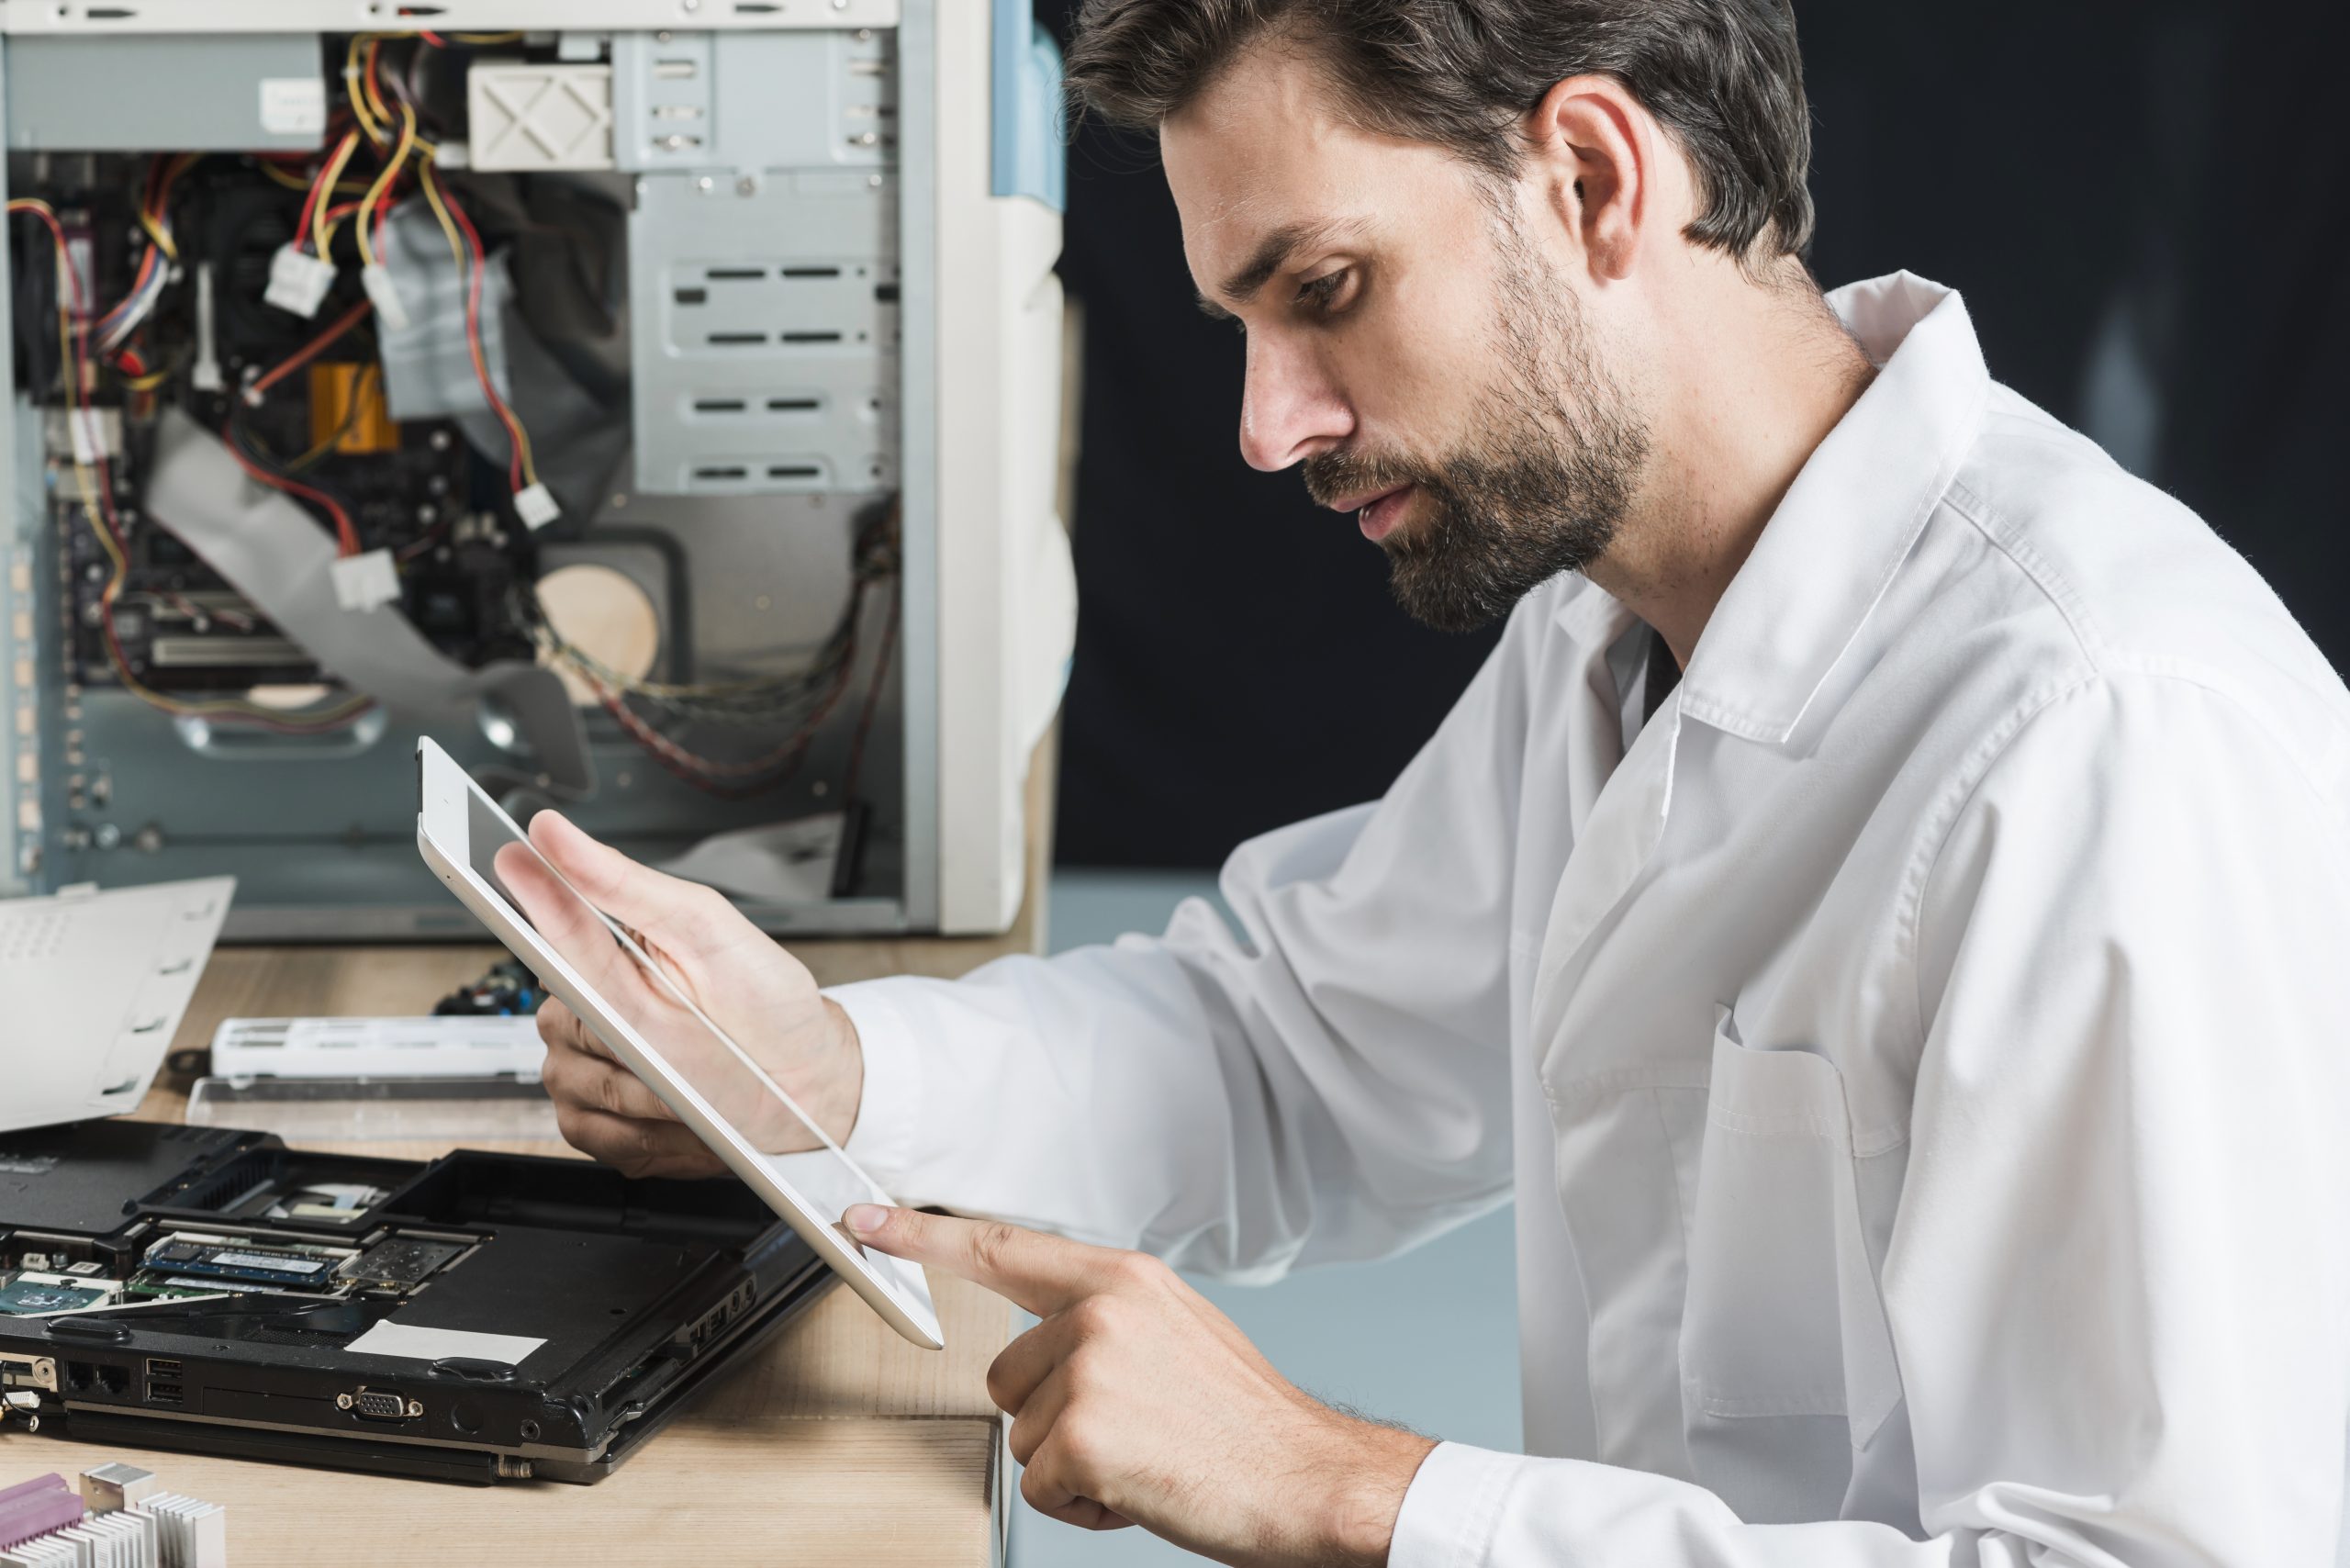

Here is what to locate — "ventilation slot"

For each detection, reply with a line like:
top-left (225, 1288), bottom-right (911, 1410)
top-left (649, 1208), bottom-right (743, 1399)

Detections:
top-left (767, 465), bottom-right (822, 480)
top-left (767, 398), bottom-right (821, 412)
top-left (705, 267), bottom-right (767, 281)
top-left (780, 266), bottom-right (842, 279)
top-left (694, 465), bottom-right (749, 482)
top-left (707, 332), bottom-right (767, 346)
top-left (674, 287), bottom-right (707, 306)
top-left (692, 398), bottom-right (747, 413)
top-left (654, 60), bottom-right (699, 80)
top-left (780, 331), bottom-right (842, 344)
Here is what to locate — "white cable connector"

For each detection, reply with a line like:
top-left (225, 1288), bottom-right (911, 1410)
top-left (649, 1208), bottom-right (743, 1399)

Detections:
top-left (329, 549), bottom-right (402, 612)
top-left (263, 243), bottom-right (335, 319)
top-left (513, 482), bottom-right (561, 531)
top-left (359, 263), bottom-right (410, 333)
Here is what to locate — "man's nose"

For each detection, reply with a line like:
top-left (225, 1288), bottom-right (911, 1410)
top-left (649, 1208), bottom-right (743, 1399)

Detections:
top-left (1237, 337), bottom-right (1350, 472)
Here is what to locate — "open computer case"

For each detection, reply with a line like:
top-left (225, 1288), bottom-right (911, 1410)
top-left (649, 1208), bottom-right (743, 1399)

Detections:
top-left (0, 0), bottom-right (1072, 941)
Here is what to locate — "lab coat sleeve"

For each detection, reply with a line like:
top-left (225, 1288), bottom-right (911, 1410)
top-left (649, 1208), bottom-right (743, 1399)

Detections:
top-left (830, 599), bottom-right (1542, 1277)
top-left (1387, 669), bottom-right (2350, 1567)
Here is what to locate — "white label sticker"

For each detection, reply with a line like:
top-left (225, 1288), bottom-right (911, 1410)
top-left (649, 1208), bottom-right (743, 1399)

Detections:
top-left (66, 410), bottom-right (102, 466)
top-left (209, 1250), bottom-right (330, 1275)
top-left (259, 77), bottom-right (327, 137)
top-left (347, 1320), bottom-right (548, 1366)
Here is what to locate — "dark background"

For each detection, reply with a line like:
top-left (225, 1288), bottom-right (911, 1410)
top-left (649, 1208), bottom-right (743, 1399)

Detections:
top-left (1042, 0), bottom-right (2350, 869)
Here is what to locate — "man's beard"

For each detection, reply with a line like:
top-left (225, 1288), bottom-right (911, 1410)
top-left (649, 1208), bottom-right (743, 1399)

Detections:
top-left (1304, 226), bottom-right (1650, 633)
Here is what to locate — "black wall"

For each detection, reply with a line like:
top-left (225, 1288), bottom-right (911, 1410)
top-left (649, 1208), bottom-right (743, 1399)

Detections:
top-left (1046, 1), bottom-right (2350, 868)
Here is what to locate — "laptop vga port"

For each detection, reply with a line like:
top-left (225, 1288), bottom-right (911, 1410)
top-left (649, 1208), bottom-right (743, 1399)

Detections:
top-left (340, 1386), bottom-right (421, 1421)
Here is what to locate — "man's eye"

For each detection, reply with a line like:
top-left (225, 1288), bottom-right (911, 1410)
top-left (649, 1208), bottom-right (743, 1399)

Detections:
top-left (1298, 269), bottom-right (1353, 317)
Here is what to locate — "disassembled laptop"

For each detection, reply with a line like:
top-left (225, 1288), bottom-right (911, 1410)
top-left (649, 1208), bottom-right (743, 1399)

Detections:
top-left (0, 1119), bottom-right (832, 1484)
top-left (0, 879), bottom-right (833, 1484)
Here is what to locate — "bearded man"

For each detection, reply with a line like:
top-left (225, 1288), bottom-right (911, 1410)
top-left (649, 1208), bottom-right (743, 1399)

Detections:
top-left (521, 3), bottom-right (2350, 1563)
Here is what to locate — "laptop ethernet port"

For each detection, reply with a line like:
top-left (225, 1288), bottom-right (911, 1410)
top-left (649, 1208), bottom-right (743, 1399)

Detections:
top-left (93, 1363), bottom-right (129, 1395)
top-left (341, 1387), bottom-right (420, 1421)
top-left (63, 1361), bottom-right (95, 1394)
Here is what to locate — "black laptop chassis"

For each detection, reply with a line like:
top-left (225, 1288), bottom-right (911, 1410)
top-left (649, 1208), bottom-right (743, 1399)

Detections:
top-left (0, 1120), bottom-right (834, 1484)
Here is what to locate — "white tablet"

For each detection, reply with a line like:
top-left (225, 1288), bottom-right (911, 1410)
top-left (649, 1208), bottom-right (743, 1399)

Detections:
top-left (413, 736), bottom-right (944, 1350)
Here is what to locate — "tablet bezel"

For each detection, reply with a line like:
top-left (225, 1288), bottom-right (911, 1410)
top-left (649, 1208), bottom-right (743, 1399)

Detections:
top-left (413, 736), bottom-right (944, 1351)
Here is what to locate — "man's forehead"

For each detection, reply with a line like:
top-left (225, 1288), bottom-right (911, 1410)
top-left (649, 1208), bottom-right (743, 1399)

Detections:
top-left (1161, 46), bottom-right (1480, 295)
top-left (1167, 138), bottom-right (1393, 309)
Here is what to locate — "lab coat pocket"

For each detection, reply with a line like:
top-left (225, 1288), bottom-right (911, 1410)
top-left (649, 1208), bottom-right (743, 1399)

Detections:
top-left (1679, 1009), bottom-right (1904, 1453)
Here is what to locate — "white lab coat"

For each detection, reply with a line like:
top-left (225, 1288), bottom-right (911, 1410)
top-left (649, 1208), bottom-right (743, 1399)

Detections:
top-left (832, 274), bottom-right (2350, 1566)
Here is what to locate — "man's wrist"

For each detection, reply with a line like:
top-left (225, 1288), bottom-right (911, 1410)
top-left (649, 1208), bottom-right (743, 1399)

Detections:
top-left (1310, 1414), bottom-right (1440, 1566)
top-left (821, 995), bottom-right (864, 1147)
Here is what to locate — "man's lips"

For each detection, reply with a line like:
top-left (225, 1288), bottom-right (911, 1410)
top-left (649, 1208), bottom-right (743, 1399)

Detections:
top-left (1323, 483), bottom-right (1416, 543)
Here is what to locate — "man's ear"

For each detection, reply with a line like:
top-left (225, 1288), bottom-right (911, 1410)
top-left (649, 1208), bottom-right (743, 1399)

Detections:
top-left (1524, 74), bottom-right (1651, 283)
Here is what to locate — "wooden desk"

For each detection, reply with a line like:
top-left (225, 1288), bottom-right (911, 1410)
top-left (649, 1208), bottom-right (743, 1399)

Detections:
top-left (0, 743), bottom-right (1058, 1566)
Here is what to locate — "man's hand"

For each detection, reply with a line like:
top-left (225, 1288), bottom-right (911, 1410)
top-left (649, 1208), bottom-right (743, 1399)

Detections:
top-left (845, 1204), bottom-right (1436, 1568)
top-left (499, 812), bottom-right (863, 1179)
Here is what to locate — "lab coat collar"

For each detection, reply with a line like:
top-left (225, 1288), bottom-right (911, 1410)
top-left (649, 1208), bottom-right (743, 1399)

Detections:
top-left (1653, 272), bottom-right (1989, 745)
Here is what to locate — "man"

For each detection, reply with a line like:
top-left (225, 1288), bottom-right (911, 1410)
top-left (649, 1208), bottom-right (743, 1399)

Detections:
top-left (518, 2), bottom-right (2350, 1563)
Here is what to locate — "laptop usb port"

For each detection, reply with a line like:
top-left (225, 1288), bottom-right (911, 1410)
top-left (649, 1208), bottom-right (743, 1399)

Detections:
top-left (145, 1381), bottom-right (185, 1406)
top-left (145, 1358), bottom-right (183, 1380)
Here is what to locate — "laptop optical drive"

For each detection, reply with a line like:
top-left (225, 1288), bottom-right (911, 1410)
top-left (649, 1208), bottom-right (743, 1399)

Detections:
top-left (0, 1120), bottom-right (835, 1484)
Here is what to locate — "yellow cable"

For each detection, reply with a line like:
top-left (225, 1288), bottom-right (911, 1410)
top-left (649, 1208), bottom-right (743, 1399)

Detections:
top-left (258, 162), bottom-right (369, 196)
top-left (134, 153), bottom-right (196, 261)
top-left (362, 38), bottom-right (397, 129)
top-left (310, 131), bottom-right (360, 256)
top-left (344, 36), bottom-right (386, 145)
top-left (418, 154), bottom-right (540, 488)
top-left (355, 103), bottom-right (417, 269)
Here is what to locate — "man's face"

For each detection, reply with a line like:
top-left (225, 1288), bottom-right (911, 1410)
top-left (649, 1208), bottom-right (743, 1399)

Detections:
top-left (1162, 43), bottom-right (1649, 633)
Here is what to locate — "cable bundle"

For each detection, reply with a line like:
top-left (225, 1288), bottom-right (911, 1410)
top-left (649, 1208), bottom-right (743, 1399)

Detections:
top-left (527, 503), bottom-right (902, 800)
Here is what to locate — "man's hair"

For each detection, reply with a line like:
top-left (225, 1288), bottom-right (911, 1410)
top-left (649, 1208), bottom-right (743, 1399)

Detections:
top-left (1063, 0), bottom-right (1817, 264)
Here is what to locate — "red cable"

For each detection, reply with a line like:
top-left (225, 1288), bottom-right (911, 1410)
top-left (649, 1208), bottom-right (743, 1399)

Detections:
top-left (432, 170), bottom-right (528, 491)
top-left (591, 633), bottom-right (866, 801)
top-left (372, 177), bottom-right (402, 260)
top-left (220, 439), bottom-right (361, 555)
top-left (13, 204), bottom-right (362, 731)
top-left (292, 162), bottom-right (330, 251)
top-left (11, 203), bottom-right (84, 316)
top-left (248, 297), bottom-right (374, 401)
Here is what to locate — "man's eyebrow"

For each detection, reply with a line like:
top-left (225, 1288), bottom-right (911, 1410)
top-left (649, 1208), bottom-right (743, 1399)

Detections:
top-left (1202, 218), bottom-right (1366, 315)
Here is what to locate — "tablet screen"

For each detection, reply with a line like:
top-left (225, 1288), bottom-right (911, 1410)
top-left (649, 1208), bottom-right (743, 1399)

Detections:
top-left (459, 790), bottom-right (934, 1327)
